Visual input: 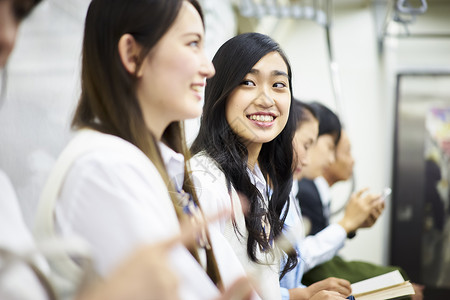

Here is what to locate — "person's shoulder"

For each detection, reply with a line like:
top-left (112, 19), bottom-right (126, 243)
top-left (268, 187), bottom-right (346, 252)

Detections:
top-left (190, 153), bottom-right (227, 186)
top-left (298, 178), bottom-right (318, 195)
top-left (65, 129), bottom-right (153, 168)
top-left (190, 152), bottom-right (223, 175)
top-left (57, 129), bottom-right (164, 189)
top-left (55, 130), bottom-right (170, 212)
top-left (189, 152), bottom-right (230, 204)
top-left (70, 129), bottom-right (145, 155)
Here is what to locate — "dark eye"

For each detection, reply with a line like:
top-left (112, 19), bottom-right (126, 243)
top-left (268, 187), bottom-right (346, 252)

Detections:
top-left (241, 80), bottom-right (255, 86)
top-left (273, 82), bottom-right (286, 88)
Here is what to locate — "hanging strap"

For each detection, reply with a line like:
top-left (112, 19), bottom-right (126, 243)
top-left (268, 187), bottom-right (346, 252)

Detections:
top-left (396, 0), bottom-right (428, 15)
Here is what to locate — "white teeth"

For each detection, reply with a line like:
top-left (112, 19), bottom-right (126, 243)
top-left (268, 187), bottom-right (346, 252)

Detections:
top-left (248, 115), bottom-right (274, 122)
top-left (192, 86), bottom-right (202, 93)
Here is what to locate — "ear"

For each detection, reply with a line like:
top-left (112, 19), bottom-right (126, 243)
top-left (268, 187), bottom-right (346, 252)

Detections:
top-left (118, 33), bottom-right (141, 75)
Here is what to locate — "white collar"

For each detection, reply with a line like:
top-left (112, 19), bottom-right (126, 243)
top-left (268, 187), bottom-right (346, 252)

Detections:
top-left (247, 164), bottom-right (269, 204)
top-left (159, 142), bottom-right (185, 191)
top-left (314, 176), bottom-right (331, 207)
top-left (291, 179), bottom-right (299, 197)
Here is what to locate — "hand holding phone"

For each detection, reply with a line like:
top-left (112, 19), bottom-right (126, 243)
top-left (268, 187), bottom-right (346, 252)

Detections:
top-left (379, 187), bottom-right (392, 203)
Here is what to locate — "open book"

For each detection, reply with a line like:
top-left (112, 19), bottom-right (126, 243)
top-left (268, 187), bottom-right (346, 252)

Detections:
top-left (351, 270), bottom-right (415, 300)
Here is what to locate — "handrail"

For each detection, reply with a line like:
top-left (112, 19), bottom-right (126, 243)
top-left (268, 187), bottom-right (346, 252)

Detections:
top-left (396, 0), bottom-right (428, 15)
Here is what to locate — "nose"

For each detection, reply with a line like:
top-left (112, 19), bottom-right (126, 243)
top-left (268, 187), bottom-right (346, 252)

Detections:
top-left (0, 2), bottom-right (19, 68)
top-left (301, 155), bottom-right (309, 167)
top-left (200, 53), bottom-right (215, 79)
top-left (255, 87), bottom-right (275, 108)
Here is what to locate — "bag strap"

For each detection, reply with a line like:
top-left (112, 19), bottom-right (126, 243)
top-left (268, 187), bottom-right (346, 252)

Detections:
top-left (34, 129), bottom-right (124, 289)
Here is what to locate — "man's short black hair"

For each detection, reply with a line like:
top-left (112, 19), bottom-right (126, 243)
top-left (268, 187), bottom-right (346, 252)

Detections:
top-left (309, 101), bottom-right (341, 145)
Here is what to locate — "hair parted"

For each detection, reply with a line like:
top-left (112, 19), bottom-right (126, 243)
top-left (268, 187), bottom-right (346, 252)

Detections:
top-left (72, 0), bottom-right (222, 288)
top-left (191, 32), bottom-right (298, 279)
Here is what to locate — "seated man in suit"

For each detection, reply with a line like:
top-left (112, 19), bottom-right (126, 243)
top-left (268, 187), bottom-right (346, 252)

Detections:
top-left (297, 102), bottom-right (424, 299)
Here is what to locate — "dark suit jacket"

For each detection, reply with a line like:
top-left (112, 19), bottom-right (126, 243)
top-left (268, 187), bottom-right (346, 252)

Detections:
top-left (297, 178), bottom-right (328, 235)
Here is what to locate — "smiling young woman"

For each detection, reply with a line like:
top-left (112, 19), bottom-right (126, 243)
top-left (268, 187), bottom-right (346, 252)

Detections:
top-left (190, 32), bottom-right (298, 300)
top-left (34, 1), bottom-right (254, 299)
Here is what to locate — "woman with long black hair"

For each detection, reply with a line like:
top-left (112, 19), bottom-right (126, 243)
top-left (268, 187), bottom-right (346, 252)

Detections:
top-left (191, 33), bottom-right (346, 300)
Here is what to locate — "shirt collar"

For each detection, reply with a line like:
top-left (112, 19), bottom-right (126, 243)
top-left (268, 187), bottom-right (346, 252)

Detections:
top-left (247, 164), bottom-right (269, 203)
top-left (291, 179), bottom-right (299, 197)
top-left (159, 142), bottom-right (185, 191)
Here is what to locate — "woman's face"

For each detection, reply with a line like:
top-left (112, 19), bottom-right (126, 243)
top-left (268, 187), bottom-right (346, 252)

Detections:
top-left (136, 1), bottom-right (214, 135)
top-left (292, 118), bottom-right (319, 180)
top-left (225, 51), bottom-right (291, 149)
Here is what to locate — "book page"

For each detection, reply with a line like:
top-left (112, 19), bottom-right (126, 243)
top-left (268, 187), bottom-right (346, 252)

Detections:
top-left (355, 282), bottom-right (415, 300)
top-left (351, 270), bottom-right (405, 295)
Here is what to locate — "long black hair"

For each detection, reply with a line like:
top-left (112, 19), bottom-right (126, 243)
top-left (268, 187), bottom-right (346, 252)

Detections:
top-left (191, 32), bottom-right (297, 279)
top-left (291, 99), bottom-right (319, 129)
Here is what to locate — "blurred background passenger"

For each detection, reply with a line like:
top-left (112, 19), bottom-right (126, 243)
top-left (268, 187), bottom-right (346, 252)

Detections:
top-left (280, 100), bottom-right (353, 299)
top-left (191, 32), bottom-right (348, 300)
top-left (297, 102), bottom-right (423, 299)
top-left (1, 1), bottom-right (254, 300)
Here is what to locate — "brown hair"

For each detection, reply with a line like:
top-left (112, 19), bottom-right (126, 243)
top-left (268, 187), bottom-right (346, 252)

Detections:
top-left (72, 0), bottom-right (222, 288)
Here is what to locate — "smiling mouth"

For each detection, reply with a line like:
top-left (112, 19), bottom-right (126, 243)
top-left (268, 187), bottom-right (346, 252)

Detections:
top-left (247, 114), bottom-right (276, 122)
top-left (192, 86), bottom-right (202, 93)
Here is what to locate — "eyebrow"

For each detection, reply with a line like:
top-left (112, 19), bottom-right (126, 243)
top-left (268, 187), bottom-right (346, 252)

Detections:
top-left (182, 32), bottom-right (202, 40)
top-left (249, 69), bottom-right (289, 79)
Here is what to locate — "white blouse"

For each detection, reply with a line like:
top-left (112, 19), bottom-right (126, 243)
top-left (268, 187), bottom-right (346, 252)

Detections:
top-left (52, 130), bottom-right (220, 300)
top-left (191, 153), bottom-right (281, 300)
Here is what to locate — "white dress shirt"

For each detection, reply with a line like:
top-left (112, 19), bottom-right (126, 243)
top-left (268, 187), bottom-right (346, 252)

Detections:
top-left (279, 191), bottom-right (306, 299)
top-left (280, 180), bottom-right (347, 296)
top-left (52, 130), bottom-right (220, 300)
top-left (314, 176), bottom-right (332, 222)
top-left (0, 170), bottom-right (48, 300)
top-left (191, 153), bottom-right (280, 300)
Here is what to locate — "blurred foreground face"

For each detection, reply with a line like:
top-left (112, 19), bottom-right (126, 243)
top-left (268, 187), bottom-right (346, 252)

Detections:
top-left (0, 0), bottom-right (19, 69)
top-left (323, 130), bottom-right (354, 183)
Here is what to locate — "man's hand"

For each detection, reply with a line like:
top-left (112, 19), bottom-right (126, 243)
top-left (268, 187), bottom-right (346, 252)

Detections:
top-left (338, 188), bottom-right (382, 233)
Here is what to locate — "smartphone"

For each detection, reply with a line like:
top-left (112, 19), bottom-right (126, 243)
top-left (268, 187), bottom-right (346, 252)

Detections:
top-left (379, 187), bottom-right (392, 203)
